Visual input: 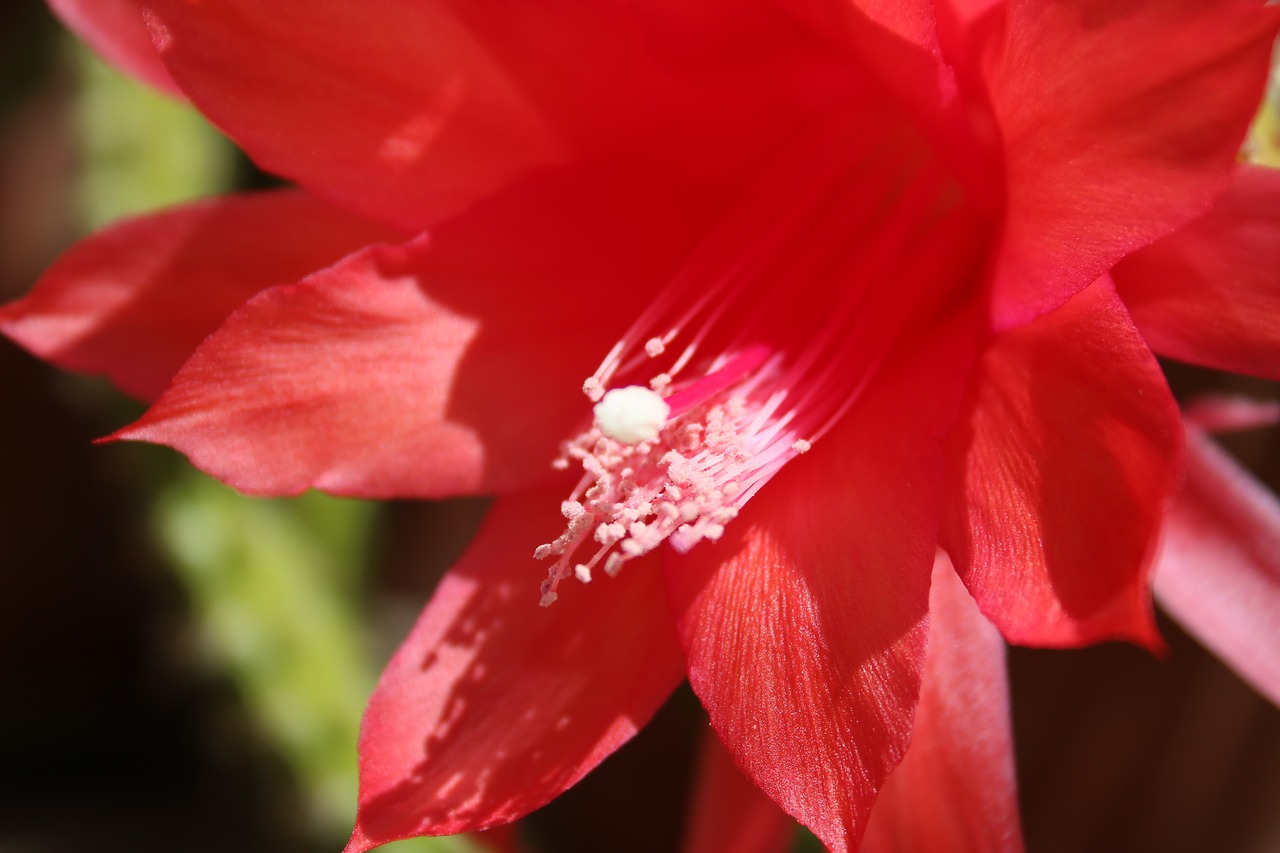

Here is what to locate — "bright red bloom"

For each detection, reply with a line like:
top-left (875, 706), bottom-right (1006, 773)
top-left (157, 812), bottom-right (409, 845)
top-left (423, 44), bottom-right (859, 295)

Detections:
top-left (5, 1), bottom-right (1280, 851)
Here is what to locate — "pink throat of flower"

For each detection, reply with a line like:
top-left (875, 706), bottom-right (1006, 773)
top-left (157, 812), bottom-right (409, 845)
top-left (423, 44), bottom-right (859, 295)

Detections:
top-left (535, 128), bottom-right (970, 605)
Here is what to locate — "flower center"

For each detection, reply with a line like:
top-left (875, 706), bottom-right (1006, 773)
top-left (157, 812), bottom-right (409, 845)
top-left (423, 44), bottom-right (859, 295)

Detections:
top-left (536, 343), bottom-right (806, 605)
top-left (536, 126), bottom-right (980, 605)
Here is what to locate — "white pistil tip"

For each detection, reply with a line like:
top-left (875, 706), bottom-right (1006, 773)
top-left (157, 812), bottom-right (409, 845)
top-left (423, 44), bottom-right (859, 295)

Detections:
top-left (645, 337), bottom-right (666, 357)
top-left (593, 386), bottom-right (671, 444)
top-left (792, 439), bottom-right (812, 454)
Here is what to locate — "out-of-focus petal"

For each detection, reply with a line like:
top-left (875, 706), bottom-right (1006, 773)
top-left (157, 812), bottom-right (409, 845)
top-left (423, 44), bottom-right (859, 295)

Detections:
top-left (48, 0), bottom-right (181, 95)
top-left (1182, 395), bottom-right (1280, 434)
top-left (862, 553), bottom-right (1024, 853)
top-left (0, 190), bottom-right (403, 401)
top-left (1114, 165), bottom-right (1280, 380)
top-left (680, 727), bottom-right (795, 853)
top-left (1154, 427), bottom-right (1280, 707)
top-left (140, 0), bottom-right (863, 229)
top-left (114, 165), bottom-right (718, 498)
top-left (666, 329), bottom-right (972, 853)
top-left (345, 490), bottom-right (686, 851)
top-left (941, 278), bottom-right (1181, 648)
top-left (988, 0), bottom-right (1280, 326)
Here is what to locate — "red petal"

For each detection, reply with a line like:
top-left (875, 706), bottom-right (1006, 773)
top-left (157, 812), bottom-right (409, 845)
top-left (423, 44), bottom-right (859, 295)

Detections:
top-left (345, 490), bottom-right (685, 851)
top-left (839, 0), bottom-right (939, 51)
top-left (863, 553), bottom-right (1025, 853)
top-left (1114, 165), bottom-right (1280, 381)
top-left (941, 278), bottom-right (1181, 648)
top-left (937, 0), bottom-right (1004, 29)
top-left (988, 0), bottom-right (1280, 326)
top-left (48, 0), bottom-right (180, 95)
top-left (1154, 427), bottom-right (1280, 706)
top-left (781, 0), bottom-right (945, 93)
top-left (936, 0), bottom-right (1004, 75)
top-left (776, 0), bottom-right (1005, 193)
top-left (114, 166), bottom-right (714, 497)
top-left (140, 0), bottom-right (864, 229)
top-left (0, 191), bottom-right (402, 401)
top-left (665, 333), bottom-right (969, 852)
top-left (115, 239), bottom-right (571, 497)
top-left (680, 728), bottom-right (795, 853)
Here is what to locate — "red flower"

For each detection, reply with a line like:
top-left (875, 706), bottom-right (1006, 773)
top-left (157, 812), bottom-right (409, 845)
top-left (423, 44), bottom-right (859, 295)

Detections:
top-left (5, 1), bottom-right (1280, 851)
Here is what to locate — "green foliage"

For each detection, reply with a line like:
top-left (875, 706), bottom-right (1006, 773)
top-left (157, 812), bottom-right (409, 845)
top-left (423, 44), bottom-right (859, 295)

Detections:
top-left (156, 475), bottom-right (373, 834)
top-left (74, 43), bottom-right (234, 229)
top-left (154, 475), bottom-right (484, 853)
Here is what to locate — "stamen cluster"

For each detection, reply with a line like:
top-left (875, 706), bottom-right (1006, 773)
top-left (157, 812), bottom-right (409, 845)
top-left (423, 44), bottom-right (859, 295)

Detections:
top-left (536, 384), bottom-right (803, 606)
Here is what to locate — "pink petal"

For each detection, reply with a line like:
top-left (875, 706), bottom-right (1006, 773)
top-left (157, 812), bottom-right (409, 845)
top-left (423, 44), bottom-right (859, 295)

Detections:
top-left (48, 0), bottom-right (180, 95)
top-left (680, 728), bottom-right (795, 853)
top-left (1114, 165), bottom-right (1280, 381)
top-left (1154, 427), bottom-right (1280, 707)
top-left (114, 166), bottom-right (715, 498)
top-left (988, 0), bottom-right (1280, 327)
top-left (665, 331), bottom-right (971, 852)
top-left (941, 278), bottom-right (1181, 648)
top-left (862, 553), bottom-right (1025, 853)
top-left (139, 0), bottom-right (866, 230)
top-left (346, 489), bottom-right (685, 851)
top-left (0, 190), bottom-right (403, 401)
top-left (1182, 395), bottom-right (1280, 434)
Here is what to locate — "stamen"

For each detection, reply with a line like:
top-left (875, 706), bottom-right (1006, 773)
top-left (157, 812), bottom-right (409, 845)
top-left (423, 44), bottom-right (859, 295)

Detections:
top-left (593, 386), bottom-right (670, 444)
top-left (535, 124), bottom-right (973, 605)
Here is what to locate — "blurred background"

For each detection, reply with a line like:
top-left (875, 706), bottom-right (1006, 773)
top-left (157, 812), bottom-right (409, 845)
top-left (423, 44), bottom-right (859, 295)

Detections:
top-left (1, 2), bottom-right (1278, 851)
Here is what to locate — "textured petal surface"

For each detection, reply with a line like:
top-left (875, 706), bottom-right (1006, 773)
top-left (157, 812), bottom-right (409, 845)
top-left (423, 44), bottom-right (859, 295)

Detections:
top-left (988, 0), bottom-right (1280, 326)
top-left (115, 166), bottom-right (716, 497)
top-left (0, 190), bottom-right (402, 401)
top-left (1154, 427), bottom-right (1280, 707)
top-left (346, 490), bottom-right (686, 851)
top-left (941, 279), bottom-right (1181, 648)
top-left (862, 554), bottom-right (1024, 853)
top-left (666, 332), bottom-right (971, 852)
top-left (681, 727), bottom-right (795, 853)
top-left (1114, 165), bottom-right (1280, 381)
top-left (48, 0), bottom-right (180, 95)
top-left (141, 0), bottom-right (862, 229)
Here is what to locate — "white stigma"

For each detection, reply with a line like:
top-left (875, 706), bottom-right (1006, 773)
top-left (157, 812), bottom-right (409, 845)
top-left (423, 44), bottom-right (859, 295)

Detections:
top-left (592, 386), bottom-right (671, 444)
